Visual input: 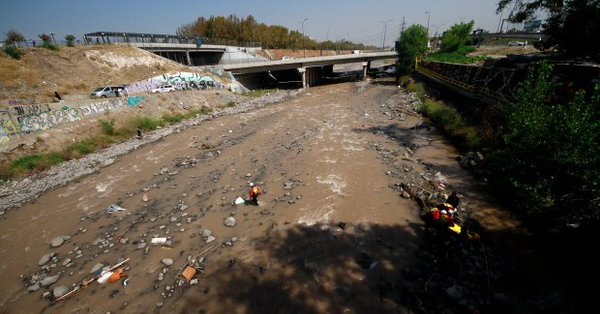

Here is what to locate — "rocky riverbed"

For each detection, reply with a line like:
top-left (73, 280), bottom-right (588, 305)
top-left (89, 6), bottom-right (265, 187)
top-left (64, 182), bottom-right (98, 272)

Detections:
top-left (0, 79), bottom-right (569, 313)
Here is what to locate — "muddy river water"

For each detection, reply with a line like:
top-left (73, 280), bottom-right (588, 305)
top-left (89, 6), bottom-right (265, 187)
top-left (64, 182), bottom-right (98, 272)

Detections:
top-left (0, 81), bottom-right (537, 313)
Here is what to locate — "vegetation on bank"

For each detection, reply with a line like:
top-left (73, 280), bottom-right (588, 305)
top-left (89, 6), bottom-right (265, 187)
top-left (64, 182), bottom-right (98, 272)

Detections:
top-left (413, 62), bottom-right (600, 230)
top-left (395, 25), bottom-right (429, 74)
top-left (425, 46), bottom-right (488, 64)
top-left (0, 107), bottom-right (214, 182)
top-left (424, 21), bottom-right (488, 65)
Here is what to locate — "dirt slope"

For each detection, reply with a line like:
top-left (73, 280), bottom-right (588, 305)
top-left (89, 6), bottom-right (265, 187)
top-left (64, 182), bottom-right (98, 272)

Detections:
top-left (0, 45), bottom-right (190, 102)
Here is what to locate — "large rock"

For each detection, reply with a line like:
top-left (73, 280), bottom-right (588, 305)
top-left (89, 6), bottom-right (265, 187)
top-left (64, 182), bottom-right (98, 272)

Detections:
top-left (53, 286), bottom-right (69, 298)
top-left (50, 237), bottom-right (64, 248)
top-left (161, 258), bottom-right (174, 266)
top-left (224, 216), bottom-right (236, 227)
top-left (38, 253), bottom-right (54, 266)
top-left (28, 283), bottom-right (40, 292)
top-left (41, 274), bottom-right (60, 287)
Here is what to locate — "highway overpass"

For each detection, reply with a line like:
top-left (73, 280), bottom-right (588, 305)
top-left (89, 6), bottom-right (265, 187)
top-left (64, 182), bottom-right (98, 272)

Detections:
top-left (221, 52), bottom-right (398, 88)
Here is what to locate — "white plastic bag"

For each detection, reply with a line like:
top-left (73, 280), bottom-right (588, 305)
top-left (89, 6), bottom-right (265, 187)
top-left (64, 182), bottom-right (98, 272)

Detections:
top-left (234, 197), bottom-right (245, 205)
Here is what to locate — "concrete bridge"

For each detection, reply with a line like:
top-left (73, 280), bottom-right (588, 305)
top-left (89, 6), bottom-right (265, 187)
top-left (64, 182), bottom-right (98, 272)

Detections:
top-left (126, 42), bottom-right (266, 66)
top-left (221, 52), bottom-right (398, 88)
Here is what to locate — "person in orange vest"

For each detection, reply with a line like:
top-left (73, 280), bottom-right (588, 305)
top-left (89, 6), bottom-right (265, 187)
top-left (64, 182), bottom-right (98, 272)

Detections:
top-left (248, 182), bottom-right (261, 206)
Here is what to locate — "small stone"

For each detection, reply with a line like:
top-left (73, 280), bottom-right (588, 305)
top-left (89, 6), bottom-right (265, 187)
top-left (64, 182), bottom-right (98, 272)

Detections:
top-left (158, 273), bottom-right (164, 281)
top-left (161, 258), bottom-right (174, 266)
top-left (206, 236), bottom-right (216, 244)
top-left (42, 291), bottom-right (51, 299)
top-left (190, 279), bottom-right (198, 285)
top-left (156, 302), bottom-right (164, 308)
top-left (137, 243), bottom-right (147, 250)
top-left (224, 216), bottom-right (236, 227)
top-left (245, 173), bottom-right (252, 178)
top-left (446, 285), bottom-right (463, 300)
top-left (51, 237), bottom-right (64, 248)
top-left (283, 182), bottom-right (293, 190)
top-left (90, 263), bottom-right (104, 273)
top-left (120, 238), bottom-right (128, 244)
top-left (41, 274), bottom-right (60, 287)
top-left (62, 258), bottom-right (72, 266)
top-left (201, 229), bottom-right (212, 237)
top-left (53, 286), bottom-right (69, 298)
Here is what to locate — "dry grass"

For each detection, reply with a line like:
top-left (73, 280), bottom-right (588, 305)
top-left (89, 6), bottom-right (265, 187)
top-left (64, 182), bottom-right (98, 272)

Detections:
top-left (0, 45), bottom-right (190, 102)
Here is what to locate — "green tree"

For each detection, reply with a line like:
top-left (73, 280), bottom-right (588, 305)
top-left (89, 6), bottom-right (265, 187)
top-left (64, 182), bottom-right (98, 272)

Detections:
top-left (497, 0), bottom-right (600, 58)
top-left (65, 34), bottom-right (76, 47)
top-left (396, 24), bottom-right (429, 74)
top-left (490, 62), bottom-right (600, 225)
top-left (4, 29), bottom-right (25, 44)
top-left (440, 21), bottom-right (474, 53)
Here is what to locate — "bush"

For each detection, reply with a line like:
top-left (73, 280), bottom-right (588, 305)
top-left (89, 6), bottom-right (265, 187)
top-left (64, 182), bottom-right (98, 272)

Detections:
top-left (162, 113), bottom-right (184, 124)
top-left (100, 119), bottom-right (115, 135)
top-left (65, 35), bottom-right (76, 47)
top-left (440, 21), bottom-right (474, 53)
top-left (10, 153), bottom-right (66, 174)
top-left (419, 99), bottom-right (482, 148)
top-left (132, 116), bottom-right (164, 131)
top-left (3, 45), bottom-right (22, 59)
top-left (425, 46), bottom-right (486, 64)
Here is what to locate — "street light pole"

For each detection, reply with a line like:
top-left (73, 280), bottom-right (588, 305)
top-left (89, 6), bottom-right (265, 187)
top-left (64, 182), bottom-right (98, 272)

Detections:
top-left (381, 19), bottom-right (393, 50)
top-left (301, 18), bottom-right (308, 58)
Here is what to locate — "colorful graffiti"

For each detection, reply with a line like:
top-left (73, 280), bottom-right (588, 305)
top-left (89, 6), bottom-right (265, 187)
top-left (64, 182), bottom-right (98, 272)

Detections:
top-left (128, 96), bottom-right (145, 108)
top-left (19, 108), bottom-right (81, 132)
top-left (0, 96), bottom-right (146, 139)
top-left (125, 72), bottom-right (223, 94)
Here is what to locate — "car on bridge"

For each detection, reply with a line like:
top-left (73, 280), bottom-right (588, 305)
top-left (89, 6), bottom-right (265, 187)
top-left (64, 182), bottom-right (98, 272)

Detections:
top-left (149, 85), bottom-right (176, 94)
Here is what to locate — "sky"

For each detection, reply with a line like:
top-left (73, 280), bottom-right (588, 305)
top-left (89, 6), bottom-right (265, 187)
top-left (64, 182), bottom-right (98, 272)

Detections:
top-left (0, 0), bottom-right (517, 47)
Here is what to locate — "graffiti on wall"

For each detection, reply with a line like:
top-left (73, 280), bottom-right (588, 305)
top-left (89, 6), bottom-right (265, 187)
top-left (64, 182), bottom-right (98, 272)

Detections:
top-left (125, 72), bottom-right (223, 94)
top-left (19, 108), bottom-right (81, 132)
top-left (128, 96), bottom-right (145, 108)
top-left (0, 111), bottom-right (20, 134)
top-left (0, 126), bottom-right (9, 144)
top-left (0, 96), bottom-right (146, 139)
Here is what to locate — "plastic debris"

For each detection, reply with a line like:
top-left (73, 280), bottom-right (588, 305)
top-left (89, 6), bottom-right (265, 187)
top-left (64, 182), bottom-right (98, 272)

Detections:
top-left (151, 237), bottom-right (167, 245)
top-left (106, 204), bottom-right (126, 214)
top-left (234, 197), bottom-right (246, 205)
top-left (181, 266), bottom-right (197, 281)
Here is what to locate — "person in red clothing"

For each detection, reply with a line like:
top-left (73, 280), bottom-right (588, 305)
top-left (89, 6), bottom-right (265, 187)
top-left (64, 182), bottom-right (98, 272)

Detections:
top-left (248, 182), bottom-right (261, 206)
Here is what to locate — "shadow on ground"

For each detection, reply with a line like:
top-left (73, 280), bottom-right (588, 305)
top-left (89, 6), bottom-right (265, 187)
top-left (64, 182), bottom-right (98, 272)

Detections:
top-left (176, 220), bottom-right (541, 314)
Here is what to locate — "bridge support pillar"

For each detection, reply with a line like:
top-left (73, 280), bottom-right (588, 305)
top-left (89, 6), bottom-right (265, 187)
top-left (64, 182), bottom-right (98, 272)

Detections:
top-left (298, 67), bottom-right (307, 89)
top-left (362, 62), bottom-right (370, 80)
top-left (185, 51), bottom-right (192, 66)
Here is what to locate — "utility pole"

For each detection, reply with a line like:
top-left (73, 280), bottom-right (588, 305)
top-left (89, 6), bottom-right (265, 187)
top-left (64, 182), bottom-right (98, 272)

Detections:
top-left (400, 15), bottom-right (406, 39)
top-left (425, 11), bottom-right (431, 36)
top-left (301, 18), bottom-right (308, 58)
top-left (381, 19), bottom-right (393, 50)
